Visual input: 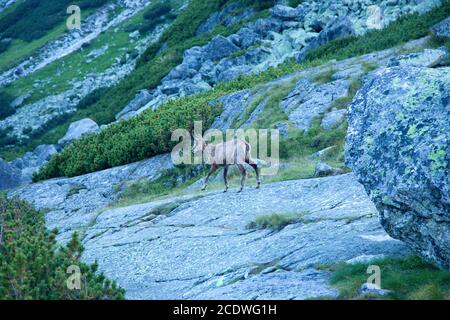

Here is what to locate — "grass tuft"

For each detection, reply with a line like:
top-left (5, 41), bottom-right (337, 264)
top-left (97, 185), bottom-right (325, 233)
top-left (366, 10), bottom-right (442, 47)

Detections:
top-left (326, 255), bottom-right (450, 300)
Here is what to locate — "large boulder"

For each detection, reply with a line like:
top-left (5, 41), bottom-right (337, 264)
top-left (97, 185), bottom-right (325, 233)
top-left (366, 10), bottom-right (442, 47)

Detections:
top-left (431, 16), bottom-right (450, 39)
top-left (297, 16), bottom-right (355, 62)
top-left (58, 118), bottom-right (100, 146)
top-left (270, 5), bottom-right (305, 21)
top-left (346, 66), bottom-right (450, 269)
top-left (115, 90), bottom-right (153, 120)
top-left (203, 36), bottom-right (240, 61)
top-left (0, 158), bottom-right (22, 190)
top-left (11, 144), bottom-right (58, 183)
top-left (387, 48), bottom-right (448, 68)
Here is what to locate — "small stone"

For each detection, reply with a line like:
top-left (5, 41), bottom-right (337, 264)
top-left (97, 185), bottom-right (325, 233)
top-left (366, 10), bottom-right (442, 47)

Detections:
top-left (358, 283), bottom-right (391, 297)
top-left (313, 161), bottom-right (345, 178)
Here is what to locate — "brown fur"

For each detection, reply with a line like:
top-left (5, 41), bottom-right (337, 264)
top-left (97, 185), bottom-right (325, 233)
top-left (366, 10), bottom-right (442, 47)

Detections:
top-left (194, 136), bottom-right (261, 193)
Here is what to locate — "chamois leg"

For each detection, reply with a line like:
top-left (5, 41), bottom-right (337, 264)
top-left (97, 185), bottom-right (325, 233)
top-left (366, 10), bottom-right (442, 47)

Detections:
top-left (237, 164), bottom-right (247, 193)
top-left (223, 165), bottom-right (229, 193)
top-left (201, 164), bottom-right (218, 191)
top-left (249, 163), bottom-right (261, 189)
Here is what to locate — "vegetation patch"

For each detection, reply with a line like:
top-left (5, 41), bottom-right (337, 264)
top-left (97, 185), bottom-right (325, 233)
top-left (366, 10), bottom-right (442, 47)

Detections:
top-left (246, 211), bottom-right (310, 231)
top-left (0, 91), bottom-right (15, 120)
top-left (0, 194), bottom-right (125, 300)
top-left (324, 255), bottom-right (450, 300)
top-left (116, 166), bottom-right (203, 207)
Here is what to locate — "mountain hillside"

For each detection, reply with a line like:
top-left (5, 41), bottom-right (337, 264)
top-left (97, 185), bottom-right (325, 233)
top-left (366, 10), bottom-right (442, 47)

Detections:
top-left (0, 0), bottom-right (449, 300)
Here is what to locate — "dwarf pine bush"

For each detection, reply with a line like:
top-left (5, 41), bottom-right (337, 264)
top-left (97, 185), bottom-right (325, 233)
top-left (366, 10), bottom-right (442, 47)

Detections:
top-left (0, 194), bottom-right (125, 300)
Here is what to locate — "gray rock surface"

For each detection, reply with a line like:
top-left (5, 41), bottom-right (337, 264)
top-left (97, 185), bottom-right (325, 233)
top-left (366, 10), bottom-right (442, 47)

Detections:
top-left (12, 173), bottom-right (409, 299)
top-left (322, 109), bottom-right (347, 130)
top-left (346, 65), bottom-right (450, 269)
top-left (10, 153), bottom-right (174, 242)
top-left (58, 118), bottom-right (100, 146)
top-left (297, 16), bottom-right (356, 62)
top-left (358, 283), bottom-right (391, 297)
top-left (204, 36), bottom-right (240, 62)
top-left (313, 161), bottom-right (345, 177)
top-left (387, 48), bottom-right (448, 68)
top-left (116, 89), bottom-right (153, 120)
top-left (0, 158), bottom-right (22, 190)
top-left (10, 144), bottom-right (58, 183)
top-left (283, 78), bottom-right (351, 131)
top-left (431, 16), bottom-right (450, 39)
top-left (270, 4), bottom-right (305, 21)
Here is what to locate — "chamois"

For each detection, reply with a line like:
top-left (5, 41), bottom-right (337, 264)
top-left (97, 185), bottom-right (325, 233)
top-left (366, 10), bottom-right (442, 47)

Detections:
top-left (193, 135), bottom-right (261, 193)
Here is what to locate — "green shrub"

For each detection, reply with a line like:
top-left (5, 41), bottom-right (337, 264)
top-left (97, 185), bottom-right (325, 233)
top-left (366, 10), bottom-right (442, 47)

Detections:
top-left (0, 127), bottom-right (17, 148)
top-left (33, 92), bottom-right (222, 180)
top-left (0, 39), bottom-right (10, 54)
top-left (0, 91), bottom-right (15, 120)
top-left (0, 194), bottom-right (125, 300)
top-left (77, 87), bottom-right (109, 110)
top-left (288, 0), bottom-right (304, 7)
top-left (143, 2), bottom-right (172, 20)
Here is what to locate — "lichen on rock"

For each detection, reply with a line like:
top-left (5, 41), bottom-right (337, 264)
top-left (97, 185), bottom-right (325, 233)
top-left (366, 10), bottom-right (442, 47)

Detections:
top-left (346, 65), bottom-right (450, 269)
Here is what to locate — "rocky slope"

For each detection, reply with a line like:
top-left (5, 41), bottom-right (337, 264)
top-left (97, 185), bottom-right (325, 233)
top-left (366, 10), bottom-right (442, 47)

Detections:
top-left (11, 172), bottom-right (409, 299)
top-left (7, 35), bottom-right (447, 298)
top-left (115, 0), bottom-right (440, 120)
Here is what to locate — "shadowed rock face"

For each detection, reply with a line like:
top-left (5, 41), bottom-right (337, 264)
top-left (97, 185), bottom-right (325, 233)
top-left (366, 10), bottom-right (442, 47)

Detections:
top-left (0, 158), bottom-right (22, 190)
top-left (346, 65), bottom-right (450, 269)
top-left (432, 16), bottom-right (450, 39)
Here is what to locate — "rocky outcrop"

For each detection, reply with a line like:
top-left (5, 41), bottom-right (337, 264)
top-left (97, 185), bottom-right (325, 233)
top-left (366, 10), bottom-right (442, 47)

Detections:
top-left (0, 158), bottom-right (22, 190)
top-left (321, 108), bottom-right (347, 130)
top-left (10, 144), bottom-right (58, 184)
top-left (58, 118), bottom-right (100, 146)
top-left (119, 0), bottom-right (438, 119)
top-left (297, 16), bottom-right (356, 62)
top-left (196, 1), bottom-right (255, 36)
top-left (432, 16), bottom-right (450, 39)
top-left (313, 161), bottom-right (345, 177)
top-left (270, 4), bottom-right (305, 21)
top-left (387, 47), bottom-right (448, 68)
top-left (10, 154), bottom-right (174, 242)
top-left (346, 65), bottom-right (450, 269)
top-left (282, 77), bottom-right (351, 131)
top-left (210, 41), bottom-right (420, 133)
top-left (11, 173), bottom-right (409, 299)
top-left (115, 89), bottom-right (153, 120)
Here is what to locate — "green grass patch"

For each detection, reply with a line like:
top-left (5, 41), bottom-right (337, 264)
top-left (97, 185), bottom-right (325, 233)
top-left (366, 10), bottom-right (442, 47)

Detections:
top-left (326, 255), bottom-right (450, 300)
top-left (246, 211), bottom-right (310, 231)
top-left (116, 166), bottom-right (203, 207)
top-left (313, 67), bottom-right (336, 85)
